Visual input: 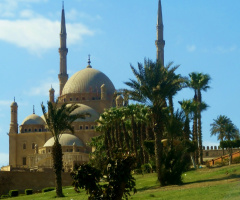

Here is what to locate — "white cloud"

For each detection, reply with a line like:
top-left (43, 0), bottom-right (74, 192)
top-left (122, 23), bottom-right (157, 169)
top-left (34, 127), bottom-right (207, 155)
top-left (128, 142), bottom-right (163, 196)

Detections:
top-left (66, 9), bottom-right (102, 21)
top-left (215, 45), bottom-right (237, 54)
top-left (187, 44), bottom-right (196, 52)
top-left (0, 100), bottom-right (13, 106)
top-left (26, 79), bottom-right (59, 97)
top-left (0, 0), bottom-right (48, 18)
top-left (203, 45), bottom-right (237, 54)
top-left (0, 153), bottom-right (9, 167)
top-left (0, 17), bottom-right (94, 55)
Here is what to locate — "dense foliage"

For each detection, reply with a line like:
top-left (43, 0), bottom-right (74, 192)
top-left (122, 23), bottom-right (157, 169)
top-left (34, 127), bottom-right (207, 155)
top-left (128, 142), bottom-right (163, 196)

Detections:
top-left (71, 150), bottom-right (137, 200)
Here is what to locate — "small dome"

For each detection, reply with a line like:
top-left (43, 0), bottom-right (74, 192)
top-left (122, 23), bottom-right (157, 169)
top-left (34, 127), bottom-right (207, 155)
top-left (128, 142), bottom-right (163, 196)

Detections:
top-left (69, 104), bottom-right (100, 122)
top-left (11, 102), bottom-right (18, 107)
top-left (62, 67), bottom-right (115, 95)
top-left (49, 87), bottom-right (55, 92)
top-left (43, 134), bottom-right (84, 147)
top-left (22, 114), bottom-right (45, 125)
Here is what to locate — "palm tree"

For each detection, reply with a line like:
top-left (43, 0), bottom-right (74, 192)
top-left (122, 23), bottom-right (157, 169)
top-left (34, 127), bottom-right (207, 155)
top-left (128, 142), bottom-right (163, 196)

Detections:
top-left (125, 59), bottom-right (184, 186)
top-left (41, 102), bottom-right (85, 197)
top-left (188, 72), bottom-right (211, 164)
top-left (210, 115), bottom-right (231, 155)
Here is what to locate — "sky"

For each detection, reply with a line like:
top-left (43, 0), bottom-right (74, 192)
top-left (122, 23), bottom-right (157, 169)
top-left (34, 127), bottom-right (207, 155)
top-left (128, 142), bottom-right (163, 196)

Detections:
top-left (1, 0), bottom-right (240, 167)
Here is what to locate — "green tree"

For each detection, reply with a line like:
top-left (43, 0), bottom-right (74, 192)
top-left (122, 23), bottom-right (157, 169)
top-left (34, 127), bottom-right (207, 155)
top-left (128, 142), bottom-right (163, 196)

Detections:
top-left (125, 59), bottom-right (184, 186)
top-left (210, 115), bottom-right (231, 155)
top-left (41, 102), bottom-right (85, 197)
top-left (211, 115), bottom-right (239, 164)
top-left (188, 72), bottom-right (211, 164)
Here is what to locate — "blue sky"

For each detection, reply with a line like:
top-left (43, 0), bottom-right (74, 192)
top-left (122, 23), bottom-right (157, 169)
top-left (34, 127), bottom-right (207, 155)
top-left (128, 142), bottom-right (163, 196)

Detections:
top-left (1, 0), bottom-right (240, 167)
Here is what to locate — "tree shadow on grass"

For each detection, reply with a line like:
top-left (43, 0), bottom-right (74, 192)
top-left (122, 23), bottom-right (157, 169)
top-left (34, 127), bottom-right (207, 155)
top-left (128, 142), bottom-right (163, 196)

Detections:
top-left (182, 173), bottom-right (240, 186)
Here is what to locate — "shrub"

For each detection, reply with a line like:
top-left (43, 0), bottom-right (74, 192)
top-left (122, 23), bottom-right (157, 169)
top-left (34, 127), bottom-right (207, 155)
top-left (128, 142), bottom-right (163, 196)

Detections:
top-left (233, 156), bottom-right (240, 164)
top-left (9, 190), bottom-right (18, 197)
top-left (141, 163), bottom-right (152, 174)
top-left (1, 195), bottom-right (9, 199)
top-left (71, 150), bottom-right (137, 200)
top-left (25, 189), bottom-right (33, 195)
top-left (42, 187), bottom-right (55, 193)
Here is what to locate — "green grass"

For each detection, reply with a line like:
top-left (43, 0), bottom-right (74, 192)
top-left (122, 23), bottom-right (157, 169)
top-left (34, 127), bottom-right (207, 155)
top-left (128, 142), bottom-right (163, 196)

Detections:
top-left (4, 164), bottom-right (240, 200)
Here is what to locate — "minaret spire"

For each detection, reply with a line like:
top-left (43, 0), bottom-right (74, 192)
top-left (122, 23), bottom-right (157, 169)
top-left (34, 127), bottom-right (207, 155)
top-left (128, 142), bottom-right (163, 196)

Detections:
top-left (58, 2), bottom-right (68, 96)
top-left (155, 0), bottom-right (165, 65)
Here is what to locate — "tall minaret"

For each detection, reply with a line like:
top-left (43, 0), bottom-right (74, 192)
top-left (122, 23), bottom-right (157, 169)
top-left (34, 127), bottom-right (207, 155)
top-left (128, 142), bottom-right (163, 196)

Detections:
top-left (58, 2), bottom-right (68, 96)
top-left (9, 98), bottom-right (18, 134)
top-left (155, 0), bottom-right (165, 65)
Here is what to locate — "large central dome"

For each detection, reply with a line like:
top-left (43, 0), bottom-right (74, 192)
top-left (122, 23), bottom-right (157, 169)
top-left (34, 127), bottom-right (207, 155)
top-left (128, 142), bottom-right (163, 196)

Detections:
top-left (62, 67), bottom-right (115, 95)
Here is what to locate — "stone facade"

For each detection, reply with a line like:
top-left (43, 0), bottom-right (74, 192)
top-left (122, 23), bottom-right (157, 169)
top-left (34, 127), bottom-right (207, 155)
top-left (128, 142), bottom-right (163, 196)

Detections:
top-left (5, 5), bottom-right (119, 172)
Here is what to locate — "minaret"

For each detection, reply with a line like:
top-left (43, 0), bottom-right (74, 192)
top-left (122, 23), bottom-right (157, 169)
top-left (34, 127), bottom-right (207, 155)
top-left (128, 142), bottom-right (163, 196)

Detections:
top-left (9, 98), bottom-right (18, 167)
top-left (9, 98), bottom-right (18, 134)
top-left (58, 2), bottom-right (68, 96)
top-left (49, 86), bottom-right (55, 103)
top-left (155, 0), bottom-right (165, 65)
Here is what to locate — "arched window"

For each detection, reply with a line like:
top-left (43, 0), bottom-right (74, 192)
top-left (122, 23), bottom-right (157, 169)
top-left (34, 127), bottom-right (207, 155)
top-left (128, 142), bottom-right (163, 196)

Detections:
top-left (91, 125), bottom-right (95, 129)
top-left (79, 125), bottom-right (83, 130)
top-left (28, 129), bottom-right (31, 132)
top-left (32, 143), bottom-right (35, 149)
top-left (34, 129), bottom-right (37, 132)
top-left (23, 157), bottom-right (26, 165)
top-left (39, 129), bottom-right (42, 132)
top-left (24, 129), bottom-right (27, 132)
top-left (23, 143), bottom-right (26, 150)
top-left (70, 98), bottom-right (73, 101)
top-left (85, 125), bottom-right (89, 130)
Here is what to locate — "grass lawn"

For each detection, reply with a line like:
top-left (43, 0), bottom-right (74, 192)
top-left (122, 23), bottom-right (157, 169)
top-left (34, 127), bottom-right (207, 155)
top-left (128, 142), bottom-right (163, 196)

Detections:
top-left (4, 164), bottom-right (240, 200)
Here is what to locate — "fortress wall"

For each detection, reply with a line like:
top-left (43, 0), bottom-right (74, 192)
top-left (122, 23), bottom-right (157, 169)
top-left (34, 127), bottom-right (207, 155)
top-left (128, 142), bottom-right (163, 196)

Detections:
top-left (0, 171), bottom-right (72, 196)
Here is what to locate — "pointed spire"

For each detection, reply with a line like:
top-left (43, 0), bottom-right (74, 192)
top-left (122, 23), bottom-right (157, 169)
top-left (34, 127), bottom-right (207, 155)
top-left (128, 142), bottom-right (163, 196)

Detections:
top-left (157, 0), bottom-right (163, 26)
top-left (14, 97), bottom-right (15, 102)
top-left (87, 54), bottom-right (92, 68)
top-left (155, 0), bottom-right (165, 65)
top-left (33, 105), bottom-right (35, 114)
top-left (58, 2), bottom-right (68, 96)
top-left (60, 2), bottom-right (66, 34)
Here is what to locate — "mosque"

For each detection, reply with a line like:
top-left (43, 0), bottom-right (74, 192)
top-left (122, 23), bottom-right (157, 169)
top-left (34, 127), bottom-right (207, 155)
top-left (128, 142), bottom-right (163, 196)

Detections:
top-left (4, 1), bottom-right (165, 172)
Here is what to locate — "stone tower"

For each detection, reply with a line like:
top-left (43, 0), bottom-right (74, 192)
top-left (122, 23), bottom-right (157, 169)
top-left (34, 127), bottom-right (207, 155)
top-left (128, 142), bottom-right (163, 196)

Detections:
top-left (49, 87), bottom-right (55, 103)
top-left (58, 3), bottom-right (68, 96)
top-left (9, 98), bottom-right (18, 168)
top-left (9, 98), bottom-right (18, 134)
top-left (155, 0), bottom-right (165, 65)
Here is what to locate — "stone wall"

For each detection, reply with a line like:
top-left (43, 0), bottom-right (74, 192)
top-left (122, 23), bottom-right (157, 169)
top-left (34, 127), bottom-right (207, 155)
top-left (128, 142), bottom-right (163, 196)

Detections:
top-left (0, 171), bottom-right (72, 196)
top-left (202, 146), bottom-right (240, 160)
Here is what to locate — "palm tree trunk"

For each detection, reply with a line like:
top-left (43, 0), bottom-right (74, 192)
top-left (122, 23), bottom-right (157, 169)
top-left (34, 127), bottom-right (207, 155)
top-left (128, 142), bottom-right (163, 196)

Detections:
top-left (122, 121), bottom-right (130, 151)
top-left (197, 89), bottom-right (203, 164)
top-left (153, 111), bottom-right (165, 186)
top-left (131, 116), bottom-right (138, 158)
top-left (52, 141), bottom-right (63, 197)
top-left (168, 95), bottom-right (174, 116)
top-left (141, 123), bottom-right (148, 164)
top-left (193, 92), bottom-right (199, 165)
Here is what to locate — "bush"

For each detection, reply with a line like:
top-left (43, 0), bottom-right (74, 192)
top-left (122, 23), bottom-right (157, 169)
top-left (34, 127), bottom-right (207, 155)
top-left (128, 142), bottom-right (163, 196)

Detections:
top-left (42, 187), bottom-right (55, 193)
top-left (232, 156), bottom-right (240, 164)
top-left (9, 190), bottom-right (18, 197)
top-left (1, 195), bottom-right (9, 199)
top-left (71, 150), bottom-right (137, 200)
top-left (141, 163), bottom-right (152, 174)
top-left (25, 189), bottom-right (33, 195)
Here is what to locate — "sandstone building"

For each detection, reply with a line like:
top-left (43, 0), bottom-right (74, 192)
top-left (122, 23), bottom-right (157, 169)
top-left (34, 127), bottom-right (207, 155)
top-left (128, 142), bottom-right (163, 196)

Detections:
top-left (7, 5), bottom-right (122, 172)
